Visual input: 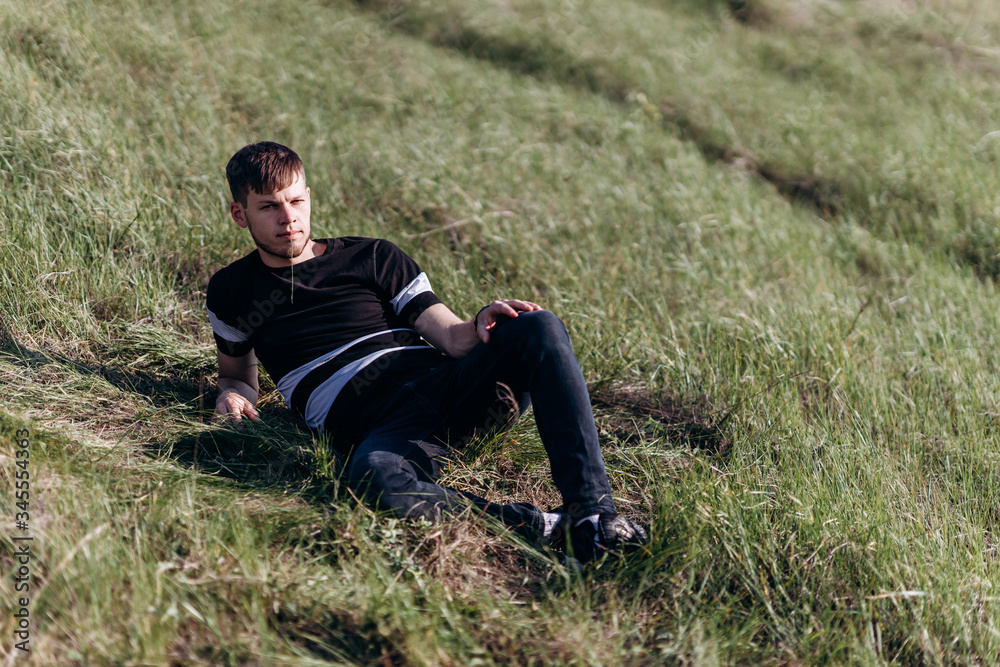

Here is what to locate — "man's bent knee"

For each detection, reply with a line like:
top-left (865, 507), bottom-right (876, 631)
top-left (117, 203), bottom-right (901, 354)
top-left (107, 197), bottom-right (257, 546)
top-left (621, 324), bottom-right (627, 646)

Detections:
top-left (347, 450), bottom-right (407, 496)
top-left (347, 449), bottom-right (445, 520)
top-left (500, 309), bottom-right (569, 347)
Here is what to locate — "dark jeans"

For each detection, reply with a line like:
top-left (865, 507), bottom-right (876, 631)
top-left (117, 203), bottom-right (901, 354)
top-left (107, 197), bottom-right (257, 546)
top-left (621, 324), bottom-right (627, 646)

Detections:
top-left (344, 310), bottom-right (616, 536)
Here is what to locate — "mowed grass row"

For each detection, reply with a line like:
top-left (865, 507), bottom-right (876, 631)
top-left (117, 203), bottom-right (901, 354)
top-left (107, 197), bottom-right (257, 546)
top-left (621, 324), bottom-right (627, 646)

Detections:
top-left (356, 0), bottom-right (1000, 277)
top-left (1, 0), bottom-right (1000, 662)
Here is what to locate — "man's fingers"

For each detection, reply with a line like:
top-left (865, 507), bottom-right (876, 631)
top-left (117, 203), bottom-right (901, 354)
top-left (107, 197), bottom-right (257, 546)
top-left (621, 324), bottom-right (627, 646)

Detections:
top-left (494, 301), bottom-right (520, 318)
top-left (477, 317), bottom-right (492, 343)
top-left (505, 299), bottom-right (542, 312)
top-left (477, 299), bottom-right (546, 343)
top-left (475, 299), bottom-right (547, 344)
top-left (480, 302), bottom-right (517, 334)
top-left (215, 396), bottom-right (261, 424)
top-left (214, 410), bottom-right (242, 424)
top-left (232, 398), bottom-right (261, 422)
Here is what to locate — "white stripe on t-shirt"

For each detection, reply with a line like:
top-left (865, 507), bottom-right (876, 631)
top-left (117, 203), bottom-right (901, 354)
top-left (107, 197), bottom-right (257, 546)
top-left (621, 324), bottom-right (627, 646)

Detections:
top-left (302, 346), bottom-right (431, 429)
top-left (275, 328), bottom-right (417, 407)
top-left (208, 308), bottom-right (249, 343)
top-left (389, 272), bottom-right (433, 317)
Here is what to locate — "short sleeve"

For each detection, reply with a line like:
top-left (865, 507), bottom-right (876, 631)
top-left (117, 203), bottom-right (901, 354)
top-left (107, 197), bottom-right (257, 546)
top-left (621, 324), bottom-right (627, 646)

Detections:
top-left (206, 268), bottom-right (255, 357)
top-left (373, 240), bottom-right (442, 324)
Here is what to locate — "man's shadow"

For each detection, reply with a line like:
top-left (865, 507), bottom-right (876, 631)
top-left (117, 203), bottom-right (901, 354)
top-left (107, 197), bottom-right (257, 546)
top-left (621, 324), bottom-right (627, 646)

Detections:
top-left (0, 336), bottom-right (345, 499)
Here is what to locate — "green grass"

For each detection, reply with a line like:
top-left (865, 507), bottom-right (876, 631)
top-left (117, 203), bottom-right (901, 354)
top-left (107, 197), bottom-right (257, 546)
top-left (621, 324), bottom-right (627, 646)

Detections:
top-left (2, 0), bottom-right (1000, 662)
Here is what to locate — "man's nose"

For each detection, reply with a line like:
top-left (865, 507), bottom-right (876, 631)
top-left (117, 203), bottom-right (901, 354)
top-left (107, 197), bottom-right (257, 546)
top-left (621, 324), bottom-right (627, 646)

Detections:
top-left (277, 203), bottom-right (295, 222)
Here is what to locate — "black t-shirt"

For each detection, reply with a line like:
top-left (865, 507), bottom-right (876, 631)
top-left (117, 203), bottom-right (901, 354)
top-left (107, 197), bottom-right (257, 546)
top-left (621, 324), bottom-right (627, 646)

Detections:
top-left (206, 237), bottom-right (447, 432)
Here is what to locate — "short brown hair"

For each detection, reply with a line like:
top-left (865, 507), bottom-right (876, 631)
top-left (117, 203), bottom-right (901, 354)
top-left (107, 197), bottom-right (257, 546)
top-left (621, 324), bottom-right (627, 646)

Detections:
top-left (225, 141), bottom-right (304, 206)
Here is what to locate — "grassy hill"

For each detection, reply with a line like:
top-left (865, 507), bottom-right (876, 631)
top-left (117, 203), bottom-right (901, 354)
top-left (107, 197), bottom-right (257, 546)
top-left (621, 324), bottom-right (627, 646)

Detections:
top-left (2, 0), bottom-right (1000, 662)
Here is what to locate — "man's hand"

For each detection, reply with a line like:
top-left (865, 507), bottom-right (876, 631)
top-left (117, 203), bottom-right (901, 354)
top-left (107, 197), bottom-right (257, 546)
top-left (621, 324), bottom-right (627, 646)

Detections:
top-left (214, 389), bottom-right (261, 424)
top-left (475, 299), bottom-right (543, 343)
top-left (415, 300), bottom-right (544, 358)
top-left (214, 350), bottom-right (261, 425)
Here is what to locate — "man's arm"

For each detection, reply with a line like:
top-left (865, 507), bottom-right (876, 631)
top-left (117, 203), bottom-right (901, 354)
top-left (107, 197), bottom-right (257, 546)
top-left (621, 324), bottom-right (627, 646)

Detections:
top-left (415, 299), bottom-right (543, 358)
top-left (215, 349), bottom-right (261, 423)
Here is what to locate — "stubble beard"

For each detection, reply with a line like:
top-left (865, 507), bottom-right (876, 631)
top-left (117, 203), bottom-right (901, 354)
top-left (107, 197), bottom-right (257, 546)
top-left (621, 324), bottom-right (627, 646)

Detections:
top-left (248, 226), bottom-right (307, 262)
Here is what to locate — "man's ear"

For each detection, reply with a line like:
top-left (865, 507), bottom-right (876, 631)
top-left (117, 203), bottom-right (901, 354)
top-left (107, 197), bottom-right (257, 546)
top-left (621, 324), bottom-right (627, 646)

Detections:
top-left (230, 201), bottom-right (248, 229)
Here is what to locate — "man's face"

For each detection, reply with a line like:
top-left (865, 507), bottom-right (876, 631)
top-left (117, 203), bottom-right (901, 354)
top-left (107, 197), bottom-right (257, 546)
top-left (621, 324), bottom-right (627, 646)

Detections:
top-left (230, 173), bottom-right (312, 265)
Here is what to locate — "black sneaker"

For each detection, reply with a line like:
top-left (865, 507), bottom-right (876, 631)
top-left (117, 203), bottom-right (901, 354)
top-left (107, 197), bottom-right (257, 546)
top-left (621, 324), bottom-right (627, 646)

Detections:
top-left (548, 512), bottom-right (648, 563)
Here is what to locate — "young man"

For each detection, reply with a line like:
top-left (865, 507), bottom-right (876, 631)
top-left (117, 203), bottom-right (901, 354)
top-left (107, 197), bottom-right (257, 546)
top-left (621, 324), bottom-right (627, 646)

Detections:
top-left (207, 141), bottom-right (647, 562)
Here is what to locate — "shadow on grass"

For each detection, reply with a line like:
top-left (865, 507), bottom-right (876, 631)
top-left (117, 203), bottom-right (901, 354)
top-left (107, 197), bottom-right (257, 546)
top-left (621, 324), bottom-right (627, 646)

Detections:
top-left (0, 332), bottom-right (344, 497)
top-left (666, 0), bottom-right (772, 26)
top-left (147, 398), bottom-right (356, 508)
top-left (159, 411), bottom-right (325, 483)
top-left (591, 383), bottom-right (730, 456)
